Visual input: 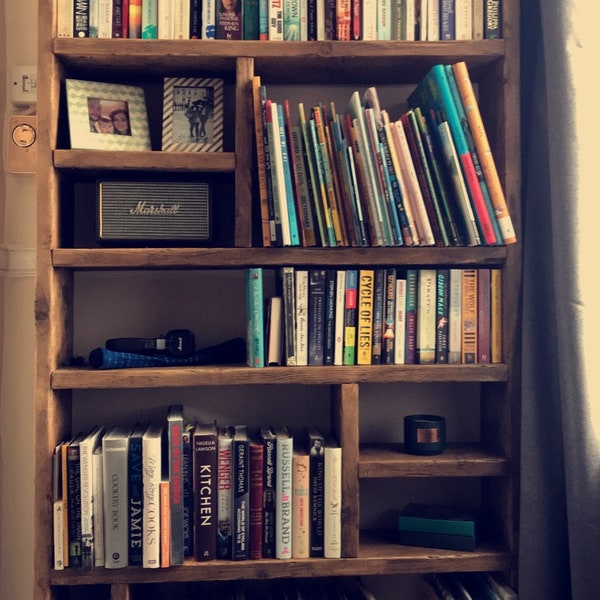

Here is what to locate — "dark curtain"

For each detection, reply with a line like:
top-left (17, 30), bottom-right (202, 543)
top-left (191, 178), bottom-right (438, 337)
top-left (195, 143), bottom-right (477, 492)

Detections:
top-left (520, 1), bottom-right (600, 598)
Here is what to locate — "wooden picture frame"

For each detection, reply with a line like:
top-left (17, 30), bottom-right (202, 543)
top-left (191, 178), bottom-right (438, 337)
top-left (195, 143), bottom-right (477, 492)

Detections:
top-left (161, 77), bottom-right (224, 152)
top-left (66, 79), bottom-right (151, 151)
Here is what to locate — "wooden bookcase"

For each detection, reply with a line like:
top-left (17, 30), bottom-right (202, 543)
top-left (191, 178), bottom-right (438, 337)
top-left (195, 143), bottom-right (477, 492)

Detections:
top-left (34, 1), bottom-right (521, 598)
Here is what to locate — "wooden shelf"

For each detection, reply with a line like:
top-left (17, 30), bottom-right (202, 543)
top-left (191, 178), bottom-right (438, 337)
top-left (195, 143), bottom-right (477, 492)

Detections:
top-left (52, 363), bottom-right (508, 390)
top-left (51, 246), bottom-right (508, 269)
top-left (49, 537), bottom-right (510, 586)
top-left (359, 443), bottom-right (510, 478)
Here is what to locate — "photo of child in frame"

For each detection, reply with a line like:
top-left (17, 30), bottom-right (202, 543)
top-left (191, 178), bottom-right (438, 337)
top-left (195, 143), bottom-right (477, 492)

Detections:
top-left (87, 97), bottom-right (132, 136)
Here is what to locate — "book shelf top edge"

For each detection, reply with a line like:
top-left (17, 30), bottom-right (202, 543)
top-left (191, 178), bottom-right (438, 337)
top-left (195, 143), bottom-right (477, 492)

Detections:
top-left (51, 364), bottom-right (508, 389)
top-left (51, 247), bottom-right (509, 269)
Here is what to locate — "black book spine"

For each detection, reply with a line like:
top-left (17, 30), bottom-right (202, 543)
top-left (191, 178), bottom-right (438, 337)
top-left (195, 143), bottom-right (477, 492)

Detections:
top-left (127, 427), bottom-right (144, 566)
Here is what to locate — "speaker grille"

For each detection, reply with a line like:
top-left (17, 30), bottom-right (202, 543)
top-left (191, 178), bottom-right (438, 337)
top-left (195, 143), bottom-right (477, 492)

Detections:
top-left (98, 180), bottom-right (211, 243)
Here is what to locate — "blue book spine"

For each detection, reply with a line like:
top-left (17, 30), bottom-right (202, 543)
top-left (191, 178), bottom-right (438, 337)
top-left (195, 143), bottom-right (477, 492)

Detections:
top-left (277, 103), bottom-right (301, 246)
top-left (440, 0), bottom-right (455, 39)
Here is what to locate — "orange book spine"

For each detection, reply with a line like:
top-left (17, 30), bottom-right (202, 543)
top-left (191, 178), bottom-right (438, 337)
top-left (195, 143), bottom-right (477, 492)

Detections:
top-left (160, 480), bottom-right (170, 568)
top-left (461, 268), bottom-right (478, 363)
top-left (452, 61), bottom-right (517, 244)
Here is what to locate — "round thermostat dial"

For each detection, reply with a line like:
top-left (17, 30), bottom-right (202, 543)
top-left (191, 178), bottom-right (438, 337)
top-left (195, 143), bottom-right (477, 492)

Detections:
top-left (12, 122), bottom-right (37, 148)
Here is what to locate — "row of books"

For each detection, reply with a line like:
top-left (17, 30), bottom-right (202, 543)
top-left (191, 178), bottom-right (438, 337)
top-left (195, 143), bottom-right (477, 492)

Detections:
top-left (253, 61), bottom-right (516, 249)
top-left (53, 404), bottom-right (342, 570)
top-left (60, 0), bottom-right (502, 40)
top-left (246, 266), bottom-right (502, 368)
top-left (422, 572), bottom-right (518, 600)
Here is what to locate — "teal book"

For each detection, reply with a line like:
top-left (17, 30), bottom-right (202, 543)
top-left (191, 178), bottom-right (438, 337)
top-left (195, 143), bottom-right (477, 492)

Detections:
top-left (398, 502), bottom-right (477, 537)
top-left (246, 267), bottom-right (265, 368)
top-left (408, 64), bottom-right (497, 245)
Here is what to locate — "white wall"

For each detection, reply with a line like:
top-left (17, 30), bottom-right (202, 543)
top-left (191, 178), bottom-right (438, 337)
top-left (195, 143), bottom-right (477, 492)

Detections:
top-left (0, 0), bottom-right (37, 599)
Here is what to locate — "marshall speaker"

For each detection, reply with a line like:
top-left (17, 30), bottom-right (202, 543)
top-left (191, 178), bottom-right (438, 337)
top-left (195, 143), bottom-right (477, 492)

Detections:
top-left (97, 180), bottom-right (211, 245)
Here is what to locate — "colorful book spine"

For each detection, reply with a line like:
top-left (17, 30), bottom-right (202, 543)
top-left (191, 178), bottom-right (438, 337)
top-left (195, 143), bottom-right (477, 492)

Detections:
top-left (249, 437), bottom-right (264, 560)
top-left (159, 479), bottom-right (170, 567)
top-left (334, 269), bottom-right (347, 366)
top-left (246, 267), bottom-right (265, 368)
top-left (371, 268), bottom-right (385, 364)
top-left (243, 0), bottom-right (260, 38)
top-left (394, 273), bottom-right (407, 364)
top-left (343, 269), bottom-right (358, 365)
top-left (435, 269), bottom-right (450, 364)
top-left (357, 269), bottom-right (375, 365)
top-left (461, 269), bottom-right (478, 363)
top-left (452, 61), bottom-right (515, 243)
top-left (308, 269), bottom-right (327, 366)
top-left (193, 423), bottom-right (218, 561)
top-left (295, 269), bottom-right (309, 366)
top-left (201, 0), bottom-right (216, 37)
top-left (283, 0), bottom-right (301, 38)
top-left (166, 404), bottom-right (184, 566)
top-left (292, 448), bottom-right (310, 558)
top-left (268, 0), bottom-right (284, 39)
top-left (404, 269), bottom-right (418, 364)
top-left (140, 0), bottom-right (157, 37)
top-left (448, 268), bottom-right (463, 364)
top-left (323, 269), bottom-right (337, 365)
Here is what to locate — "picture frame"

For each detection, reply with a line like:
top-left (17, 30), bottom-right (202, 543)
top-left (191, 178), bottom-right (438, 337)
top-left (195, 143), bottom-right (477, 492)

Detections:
top-left (161, 77), bottom-right (224, 152)
top-left (66, 79), bottom-right (151, 151)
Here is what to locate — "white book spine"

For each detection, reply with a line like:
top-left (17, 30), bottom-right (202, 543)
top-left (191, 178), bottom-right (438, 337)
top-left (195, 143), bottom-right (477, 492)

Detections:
top-left (362, 0), bottom-right (377, 39)
top-left (201, 0), bottom-right (216, 38)
top-left (427, 0), bottom-right (439, 39)
top-left (394, 277), bottom-right (407, 364)
top-left (472, 0), bottom-right (483, 39)
top-left (158, 0), bottom-right (172, 38)
top-left (53, 501), bottom-right (65, 570)
top-left (323, 441), bottom-right (342, 558)
top-left (172, 0), bottom-right (190, 38)
top-left (455, 0), bottom-right (472, 39)
top-left (334, 269), bottom-right (347, 365)
top-left (275, 429), bottom-right (293, 559)
top-left (377, 0), bottom-right (391, 39)
top-left (295, 269), bottom-right (309, 366)
top-left (142, 427), bottom-right (162, 568)
top-left (269, 102), bottom-right (292, 246)
top-left (57, 0), bottom-right (75, 37)
top-left (269, 0), bottom-right (284, 39)
top-left (97, 0), bottom-right (113, 37)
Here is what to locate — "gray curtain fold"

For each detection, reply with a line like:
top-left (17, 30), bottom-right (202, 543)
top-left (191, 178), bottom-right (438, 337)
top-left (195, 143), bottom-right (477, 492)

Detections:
top-left (520, 1), bottom-right (600, 598)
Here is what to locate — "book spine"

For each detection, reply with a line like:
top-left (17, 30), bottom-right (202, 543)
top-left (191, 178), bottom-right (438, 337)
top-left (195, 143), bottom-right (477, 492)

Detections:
top-left (491, 268), bottom-right (502, 363)
top-left (92, 445), bottom-right (105, 567)
top-left (323, 439), bottom-right (342, 558)
top-left (102, 437), bottom-right (129, 568)
top-left (66, 442), bottom-right (82, 568)
top-left (308, 269), bottom-right (327, 366)
top-left (167, 406), bottom-right (184, 565)
top-left (246, 267), bottom-right (265, 368)
top-left (73, 0), bottom-right (90, 37)
top-left (417, 269), bottom-right (437, 364)
top-left (182, 425), bottom-right (194, 557)
top-left (292, 450), bottom-right (310, 558)
top-left (452, 61), bottom-right (515, 243)
top-left (216, 428), bottom-right (233, 559)
top-left (440, 0), bottom-right (455, 38)
top-left (141, 427), bottom-right (161, 568)
top-left (454, 0), bottom-right (471, 39)
top-left (79, 430), bottom-right (100, 570)
top-left (58, 0), bottom-right (75, 37)
top-left (193, 427), bottom-right (218, 561)
top-left (461, 268), bottom-right (478, 363)
top-left (381, 267), bottom-right (397, 364)
top-left (217, 1), bottom-right (242, 38)
top-left (281, 266), bottom-right (297, 366)
top-left (472, 0), bottom-right (483, 39)
top-left (128, 0), bottom-right (142, 36)
top-left (127, 428), bottom-right (144, 566)
top-left (275, 429), bottom-right (293, 559)
top-left (172, 0), bottom-right (191, 38)
top-left (404, 268), bottom-right (418, 364)
top-left (261, 429), bottom-right (276, 558)
top-left (343, 269), bottom-right (358, 365)
top-left (268, 0), bottom-right (284, 39)
top-left (294, 269), bottom-right (309, 366)
top-left (394, 274), bottom-right (407, 364)
top-left (306, 429), bottom-right (325, 557)
top-left (356, 269), bottom-right (375, 365)
top-left (448, 268), bottom-right (463, 364)
top-left (201, 0), bottom-right (216, 37)
top-left (435, 269), bottom-right (450, 364)
top-left (111, 0), bottom-right (124, 37)
top-left (249, 439), bottom-right (264, 560)
top-left (141, 0), bottom-right (158, 37)
top-left (233, 430), bottom-right (250, 560)
top-left (477, 268), bottom-right (491, 363)
top-left (266, 296), bottom-right (284, 366)
top-left (371, 268), bottom-right (385, 364)
top-left (283, 0), bottom-right (301, 38)
top-left (323, 269), bottom-right (337, 365)
top-left (243, 0), bottom-right (260, 38)
top-left (334, 269), bottom-right (347, 365)
top-left (160, 479), bottom-right (170, 567)
top-left (484, 0), bottom-right (502, 38)
top-left (189, 0), bottom-right (202, 37)
top-left (89, 0), bottom-right (99, 36)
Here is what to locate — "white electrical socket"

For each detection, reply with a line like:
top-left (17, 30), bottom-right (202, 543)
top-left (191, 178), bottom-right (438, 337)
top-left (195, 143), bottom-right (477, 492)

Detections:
top-left (11, 66), bottom-right (37, 106)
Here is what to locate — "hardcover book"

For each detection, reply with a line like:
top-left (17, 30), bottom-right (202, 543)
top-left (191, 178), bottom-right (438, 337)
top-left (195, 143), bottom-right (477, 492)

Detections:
top-left (477, 267), bottom-right (491, 363)
top-left (304, 425), bottom-right (325, 557)
top-left (404, 269), bottom-right (418, 364)
top-left (381, 267), bottom-right (397, 364)
top-left (165, 404), bottom-right (185, 565)
top-left (308, 269), bottom-right (327, 366)
top-left (233, 425), bottom-right (250, 560)
top-left (323, 269), bottom-right (337, 366)
top-left (266, 295), bottom-right (284, 366)
top-left (417, 268), bottom-right (437, 364)
top-left (259, 426), bottom-right (277, 558)
top-left (334, 269), bottom-right (347, 365)
top-left (292, 447), bottom-right (310, 558)
top-left (448, 268), bottom-right (463, 363)
top-left (295, 269), bottom-right (309, 366)
top-left (127, 422), bottom-right (146, 566)
top-left (491, 268), bottom-right (502, 363)
top-left (280, 266), bottom-right (296, 366)
top-left (435, 269), bottom-right (450, 364)
top-left (343, 269), bottom-right (358, 365)
top-left (217, 426), bottom-right (234, 559)
top-left (66, 431), bottom-right (85, 568)
top-left (274, 425), bottom-right (293, 559)
top-left (141, 422), bottom-right (163, 568)
top-left (249, 435), bottom-right (264, 560)
top-left (102, 425), bottom-right (131, 568)
top-left (461, 268), bottom-right (478, 363)
top-left (182, 422), bottom-right (194, 557)
top-left (323, 436), bottom-right (342, 558)
top-left (356, 269), bottom-right (375, 365)
top-left (393, 273), bottom-right (407, 365)
top-left (193, 421), bottom-right (218, 561)
top-left (371, 268), bottom-right (385, 364)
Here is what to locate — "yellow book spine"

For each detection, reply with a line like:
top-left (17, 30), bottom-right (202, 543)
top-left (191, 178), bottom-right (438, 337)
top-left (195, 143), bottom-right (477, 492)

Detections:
top-left (491, 268), bottom-right (502, 363)
top-left (357, 269), bottom-right (375, 364)
top-left (461, 268), bottom-right (478, 363)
